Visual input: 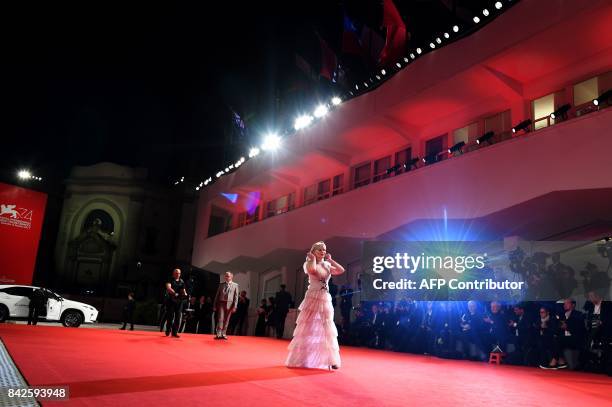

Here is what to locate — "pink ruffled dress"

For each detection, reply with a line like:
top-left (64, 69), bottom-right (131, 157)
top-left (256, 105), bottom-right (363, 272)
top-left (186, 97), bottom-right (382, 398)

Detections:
top-left (286, 260), bottom-right (340, 369)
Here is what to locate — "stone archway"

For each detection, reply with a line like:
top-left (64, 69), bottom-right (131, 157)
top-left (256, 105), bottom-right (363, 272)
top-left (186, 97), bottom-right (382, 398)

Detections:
top-left (66, 218), bottom-right (116, 295)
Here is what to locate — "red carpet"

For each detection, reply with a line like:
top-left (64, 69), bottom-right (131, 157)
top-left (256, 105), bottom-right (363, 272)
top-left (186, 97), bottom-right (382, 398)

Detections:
top-left (1, 324), bottom-right (611, 407)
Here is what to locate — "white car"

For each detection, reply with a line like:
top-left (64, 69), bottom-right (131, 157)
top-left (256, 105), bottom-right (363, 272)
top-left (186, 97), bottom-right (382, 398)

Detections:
top-left (0, 285), bottom-right (98, 327)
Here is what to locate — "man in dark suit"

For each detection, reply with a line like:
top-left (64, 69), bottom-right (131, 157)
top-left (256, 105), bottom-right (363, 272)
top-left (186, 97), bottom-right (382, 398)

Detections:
top-left (213, 271), bottom-right (239, 339)
top-left (507, 303), bottom-right (535, 365)
top-left (458, 301), bottom-right (487, 360)
top-left (339, 285), bottom-right (353, 330)
top-left (229, 291), bottom-right (250, 335)
top-left (274, 284), bottom-right (292, 339)
top-left (558, 298), bottom-right (586, 369)
top-left (483, 301), bottom-right (510, 352)
top-left (165, 268), bottom-right (188, 338)
top-left (119, 292), bottom-right (136, 330)
top-left (27, 288), bottom-right (47, 325)
top-left (585, 290), bottom-right (612, 375)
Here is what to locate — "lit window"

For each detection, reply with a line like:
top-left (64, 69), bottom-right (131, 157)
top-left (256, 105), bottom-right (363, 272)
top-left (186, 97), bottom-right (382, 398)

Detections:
top-left (532, 92), bottom-right (563, 130)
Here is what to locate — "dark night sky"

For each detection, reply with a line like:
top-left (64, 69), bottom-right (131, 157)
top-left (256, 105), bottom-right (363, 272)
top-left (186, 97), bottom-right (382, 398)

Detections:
top-left (0, 0), bottom-right (494, 189)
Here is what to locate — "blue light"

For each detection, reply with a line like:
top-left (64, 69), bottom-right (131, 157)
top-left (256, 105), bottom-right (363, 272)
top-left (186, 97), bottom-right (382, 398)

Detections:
top-left (221, 193), bottom-right (238, 204)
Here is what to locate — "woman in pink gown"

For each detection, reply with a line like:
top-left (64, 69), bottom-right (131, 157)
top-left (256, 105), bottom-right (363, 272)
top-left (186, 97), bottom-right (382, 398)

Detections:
top-left (286, 241), bottom-right (345, 370)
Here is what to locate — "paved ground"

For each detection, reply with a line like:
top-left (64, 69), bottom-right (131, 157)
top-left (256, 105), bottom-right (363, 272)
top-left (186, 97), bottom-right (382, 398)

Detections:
top-left (6, 320), bottom-right (160, 332)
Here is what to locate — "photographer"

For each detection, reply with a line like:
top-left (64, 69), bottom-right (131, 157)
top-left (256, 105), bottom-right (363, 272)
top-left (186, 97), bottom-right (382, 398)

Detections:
top-left (558, 299), bottom-right (586, 370)
top-left (507, 303), bottom-right (536, 365)
top-left (458, 301), bottom-right (487, 361)
top-left (537, 306), bottom-right (564, 369)
top-left (483, 301), bottom-right (510, 353)
top-left (582, 262), bottom-right (611, 297)
top-left (584, 290), bottom-right (612, 375)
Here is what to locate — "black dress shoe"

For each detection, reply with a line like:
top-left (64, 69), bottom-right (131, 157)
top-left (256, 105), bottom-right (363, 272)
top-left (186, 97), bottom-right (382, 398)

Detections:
top-left (165, 331), bottom-right (170, 337)
top-left (172, 334), bottom-right (180, 338)
top-left (331, 365), bottom-right (339, 370)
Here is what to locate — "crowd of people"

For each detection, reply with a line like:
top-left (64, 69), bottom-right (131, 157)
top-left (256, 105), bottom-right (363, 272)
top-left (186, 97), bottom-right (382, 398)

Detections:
top-left (129, 267), bottom-right (611, 375)
top-left (255, 284), bottom-right (293, 338)
top-left (338, 290), bottom-right (611, 374)
top-left (155, 271), bottom-right (293, 339)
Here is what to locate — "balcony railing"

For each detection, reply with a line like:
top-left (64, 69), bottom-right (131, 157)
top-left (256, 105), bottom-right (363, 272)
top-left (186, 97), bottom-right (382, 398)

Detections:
top-left (216, 103), bottom-right (608, 236)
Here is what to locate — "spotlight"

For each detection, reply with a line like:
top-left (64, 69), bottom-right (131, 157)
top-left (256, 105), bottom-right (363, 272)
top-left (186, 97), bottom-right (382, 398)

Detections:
top-left (453, 25), bottom-right (459, 33)
top-left (355, 84), bottom-right (359, 90)
top-left (416, 48), bottom-right (422, 54)
top-left (448, 141), bottom-right (466, 154)
top-left (473, 16), bottom-right (481, 23)
top-left (430, 43), bottom-right (435, 49)
top-left (476, 131), bottom-right (495, 145)
top-left (261, 133), bottom-right (281, 151)
top-left (410, 53), bottom-right (415, 59)
top-left (512, 119), bottom-right (532, 134)
top-left (376, 75), bottom-right (381, 80)
top-left (444, 32), bottom-right (450, 39)
top-left (593, 89), bottom-right (612, 106)
top-left (17, 170), bottom-right (32, 180)
top-left (396, 62), bottom-right (402, 68)
top-left (331, 96), bottom-right (342, 106)
top-left (314, 104), bottom-right (329, 118)
top-left (195, 187), bottom-right (200, 191)
top-left (403, 57), bottom-right (409, 63)
top-left (404, 157), bottom-right (420, 171)
top-left (381, 69), bottom-right (387, 75)
top-left (216, 172), bottom-right (224, 178)
top-left (495, 2), bottom-right (502, 10)
top-left (482, 9), bottom-right (490, 17)
top-left (422, 153), bottom-right (439, 165)
top-left (249, 147), bottom-right (260, 157)
top-left (436, 37), bottom-right (442, 44)
top-left (550, 104), bottom-right (571, 121)
top-left (364, 82), bottom-right (369, 88)
top-left (294, 115), bottom-right (313, 130)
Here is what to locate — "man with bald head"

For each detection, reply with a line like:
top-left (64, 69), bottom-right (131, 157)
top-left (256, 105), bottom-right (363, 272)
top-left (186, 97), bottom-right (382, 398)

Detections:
top-left (214, 271), bottom-right (239, 339)
top-left (165, 268), bottom-right (188, 338)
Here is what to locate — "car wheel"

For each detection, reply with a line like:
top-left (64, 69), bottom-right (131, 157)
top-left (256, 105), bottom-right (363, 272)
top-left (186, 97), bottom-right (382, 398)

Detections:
top-left (61, 310), bottom-right (83, 327)
top-left (0, 304), bottom-right (8, 322)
